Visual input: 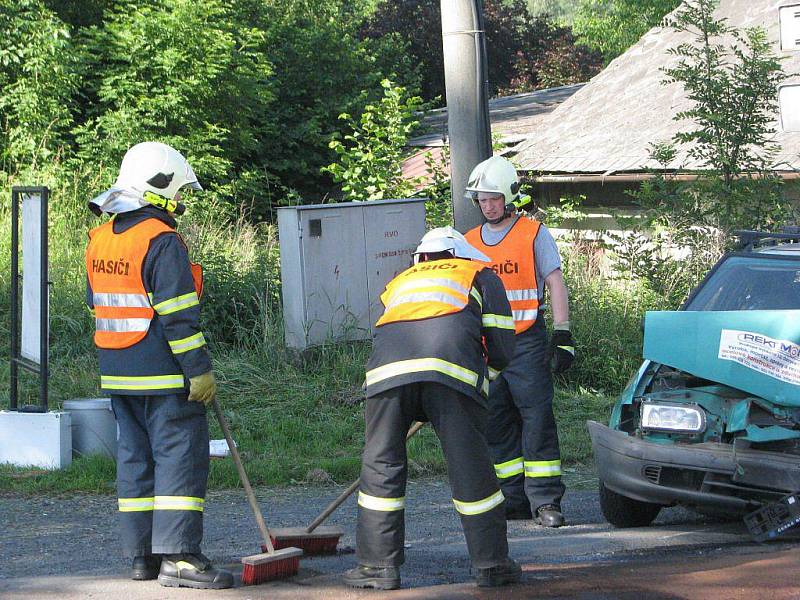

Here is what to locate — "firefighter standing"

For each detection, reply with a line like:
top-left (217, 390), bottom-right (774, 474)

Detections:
top-left (343, 227), bottom-right (522, 590)
top-left (85, 142), bottom-right (232, 589)
top-left (464, 156), bottom-right (576, 527)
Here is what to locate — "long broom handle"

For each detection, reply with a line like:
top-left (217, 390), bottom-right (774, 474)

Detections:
top-left (305, 420), bottom-right (426, 534)
top-left (213, 399), bottom-right (276, 554)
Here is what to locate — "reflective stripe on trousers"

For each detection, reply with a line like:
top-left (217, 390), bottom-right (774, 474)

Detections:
top-left (494, 456), bottom-right (524, 479)
top-left (452, 490), bottom-right (504, 515)
top-left (524, 459), bottom-right (561, 478)
top-left (119, 496), bottom-right (204, 512)
top-left (358, 491), bottom-right (405, 512)
top-left (357, 383), bottom-right (508, 569)
top-left (113, 394), bottom-right (209, 557)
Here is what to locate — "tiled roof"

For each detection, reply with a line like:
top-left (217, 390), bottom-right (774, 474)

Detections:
top-left (403, 84), bottom-right (582, 188)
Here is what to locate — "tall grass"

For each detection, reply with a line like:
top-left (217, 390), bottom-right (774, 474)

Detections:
top-left (559, 238), bottom-right (673, 394)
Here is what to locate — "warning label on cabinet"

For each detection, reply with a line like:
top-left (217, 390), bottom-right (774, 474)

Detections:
top-left (718, 329), bottom-right (800, 386)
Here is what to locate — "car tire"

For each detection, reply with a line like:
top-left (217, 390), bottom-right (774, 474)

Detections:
top-left (599, 480), bottom-right (662, 527)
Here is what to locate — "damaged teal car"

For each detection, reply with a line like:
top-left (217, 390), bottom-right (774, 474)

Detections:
top-left (589, 231), bottom-right (800, 527)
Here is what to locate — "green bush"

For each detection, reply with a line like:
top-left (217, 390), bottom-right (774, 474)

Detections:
top-left (557, 240), bottom-right (671, 394)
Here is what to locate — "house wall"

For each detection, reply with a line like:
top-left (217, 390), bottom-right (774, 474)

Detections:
top-left (530, 181), bottom-right (641, 208)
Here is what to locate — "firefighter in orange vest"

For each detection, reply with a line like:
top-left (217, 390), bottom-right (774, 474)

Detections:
top-left (464, 156), bottom-right (576, 527)
top-left (344, 227), bottom-right (521, 590)
top-left (85, 142), bottom-right (233, 589)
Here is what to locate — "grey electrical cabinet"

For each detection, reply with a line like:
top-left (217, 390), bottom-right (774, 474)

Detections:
top-left (278, 198), bottom-right (427, 350)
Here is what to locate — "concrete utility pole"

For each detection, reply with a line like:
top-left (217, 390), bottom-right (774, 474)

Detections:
top-left (441, 0), bottom-right (493, 233)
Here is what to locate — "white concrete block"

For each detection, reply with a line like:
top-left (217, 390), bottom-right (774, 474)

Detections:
top-left (0, 410), bottom-right (72, 469)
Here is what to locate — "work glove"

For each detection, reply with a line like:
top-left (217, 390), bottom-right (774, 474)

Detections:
top-left (549, 328), bottom-right (575, 374)
top-left (188, 371), bottom-right (217, 405)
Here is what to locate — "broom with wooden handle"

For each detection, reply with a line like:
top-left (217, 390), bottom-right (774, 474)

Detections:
top-left (270, 421), bottom-right (426, 554)
top-left (212, 399), bottom-right (303, 585)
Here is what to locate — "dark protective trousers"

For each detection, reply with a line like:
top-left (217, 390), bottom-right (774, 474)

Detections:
top-left (111, 394), bottom-right (209, 556)
top-left (487, 318), bottom-right (565, 512)
top-left (356, 382), bottom-right (509, 569)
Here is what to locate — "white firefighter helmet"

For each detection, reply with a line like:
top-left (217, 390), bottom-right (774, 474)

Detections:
top-left (464, 155), bottom-right (530, 211)
top-left (413, 226), bottom-right (490, 263)
top-left (89, 142), bottom-right (202, 215)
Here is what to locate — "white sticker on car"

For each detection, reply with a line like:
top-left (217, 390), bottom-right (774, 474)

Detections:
top-left (718, 329), bottom-right (800, 385)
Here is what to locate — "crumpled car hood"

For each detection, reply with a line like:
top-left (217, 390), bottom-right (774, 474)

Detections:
top-left (643, 310), bottom-right (800, 409)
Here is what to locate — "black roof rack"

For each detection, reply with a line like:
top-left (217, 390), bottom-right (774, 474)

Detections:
top-left (733, 228), bottom-right (800, 251)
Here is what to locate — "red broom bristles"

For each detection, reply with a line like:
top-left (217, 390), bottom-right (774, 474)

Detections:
top-left (268, 526), bottom-right (343, 556)
top-left (267, 535), bottom-right (340, 555)
top-left (241, 555), bottom-right (300, 586)
top-left (240, 547), bottom-right (303, 586)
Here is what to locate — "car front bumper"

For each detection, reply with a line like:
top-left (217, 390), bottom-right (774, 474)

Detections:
top-left (587, 420), bottom-right (800, 512)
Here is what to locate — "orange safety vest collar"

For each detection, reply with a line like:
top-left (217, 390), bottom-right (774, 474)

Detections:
top-left (86, 217), bottom-right (202, 349)
top-left (465, 218), bottom-right (540, 334)
top-left (376, 258), bottom-right (484, 326)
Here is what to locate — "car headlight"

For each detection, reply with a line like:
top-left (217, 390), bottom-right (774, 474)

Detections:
top-left (640, 402), bottom-right (706, 433)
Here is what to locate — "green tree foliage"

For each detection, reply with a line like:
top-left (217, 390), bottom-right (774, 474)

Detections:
top-left (324, 80), bottom-right (423, 202)
top-left (76, 0), bottom-right (274, 190)
top-left (361, 0), bottom-right (602, 103)
top-left (663, 0), bottom-right (786, 190)
top-left (0, 0), bottom-right (81, 168)
top-left (0, 0), bottom-right (415, 217)
top-left (573, 0), bottom-right (680, 63)
top-left (621, 0), bottom-right (792, 304)
top-left (241, 0), bottom-right (418, 202)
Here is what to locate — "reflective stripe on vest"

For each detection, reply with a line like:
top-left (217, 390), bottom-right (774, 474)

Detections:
top-left (452, 490), bottom-right (505, 516)
top-left (358, 491), bottom-right (405, 512)
top-left (465, 218), bottom-right (541, 334)
top-left (86, 218), bottom-right (203, 350)
top-left (376, 259), bottom-right (484, 326)
top-left (87, 218), bottom-right (161, 349)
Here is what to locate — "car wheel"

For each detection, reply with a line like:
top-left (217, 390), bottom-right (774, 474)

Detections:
top-left (599, 479), bottom-right (662, 527)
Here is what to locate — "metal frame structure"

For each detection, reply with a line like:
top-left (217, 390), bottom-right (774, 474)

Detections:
top-left (9, 186), bottom-right (49, 412)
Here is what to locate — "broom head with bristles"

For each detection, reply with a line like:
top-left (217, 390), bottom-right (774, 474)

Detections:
top-left (240, 546), bottom-right (303, 586)
top-left (268, 526), bottom-right (343, 555)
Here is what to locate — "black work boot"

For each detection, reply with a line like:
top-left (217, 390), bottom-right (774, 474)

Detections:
top-left (342, 565), bottom-right (401, 590)
top-left (131, 555), bottom-right (161, 580)
top-left (536, 504), bottom-right (565, 528)
top-left (158, 553), bottom-right (234, 589)
top-left (475, 558), bottom-right (522, 587)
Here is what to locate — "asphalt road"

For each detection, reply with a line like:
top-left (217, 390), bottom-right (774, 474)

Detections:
top-left (2, 478), bottom-right (799, 598)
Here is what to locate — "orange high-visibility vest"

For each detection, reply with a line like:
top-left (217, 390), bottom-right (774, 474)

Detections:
top-left (465, 218), bottom-right (540, 334)
top-left (86, 218), bottom-right (202, 349)
top-left (376, 258), bottom-right (485, 326)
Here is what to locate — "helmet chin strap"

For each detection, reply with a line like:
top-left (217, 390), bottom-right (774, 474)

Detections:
top-left (486, 204), bottom-right (516, 225)
top-left (144, 191), bottom-right (186, 216)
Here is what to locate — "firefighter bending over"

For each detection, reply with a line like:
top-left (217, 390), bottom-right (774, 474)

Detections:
top-left (343, 226), bottom-right (522, 590)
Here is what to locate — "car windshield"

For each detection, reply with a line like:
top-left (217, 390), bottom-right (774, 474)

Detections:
top-left (686, 255), bottom-right (800, 311)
